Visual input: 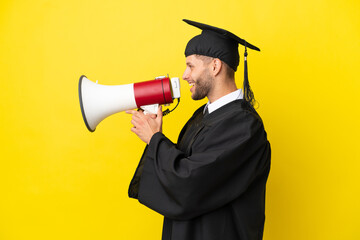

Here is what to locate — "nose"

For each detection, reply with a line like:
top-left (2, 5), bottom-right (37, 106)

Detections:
top-left (182, 67), bottom-right (190, 81)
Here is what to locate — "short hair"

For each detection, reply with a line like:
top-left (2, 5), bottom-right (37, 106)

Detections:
top-left (195, 55), bottom-right (235, 80)
top-left (195, 54), bottom-right (213, 65)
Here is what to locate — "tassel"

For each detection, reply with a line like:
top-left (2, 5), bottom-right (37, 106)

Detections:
top-left (243, 46), bottom-right (255, 107)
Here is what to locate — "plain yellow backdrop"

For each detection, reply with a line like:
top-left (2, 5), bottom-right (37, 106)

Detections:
top-left (1, 0), bottom-right (359, 239)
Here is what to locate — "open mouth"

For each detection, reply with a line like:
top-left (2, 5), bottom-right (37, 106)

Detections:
top-left (189, 82), bottom-right (195, 91)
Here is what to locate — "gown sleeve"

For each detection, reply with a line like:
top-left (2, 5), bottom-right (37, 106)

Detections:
top-left (129, 110), bottom-right (270, 221)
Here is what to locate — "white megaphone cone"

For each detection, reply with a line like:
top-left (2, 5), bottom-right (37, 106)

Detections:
top-left (78, 75), bottom-right (180, 132)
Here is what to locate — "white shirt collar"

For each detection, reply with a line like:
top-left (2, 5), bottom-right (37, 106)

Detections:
top-left (204, 89), bottom-right (243, 114)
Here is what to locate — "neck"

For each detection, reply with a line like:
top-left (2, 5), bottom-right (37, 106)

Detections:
top-left (207, 77), bottom-right (237, 103)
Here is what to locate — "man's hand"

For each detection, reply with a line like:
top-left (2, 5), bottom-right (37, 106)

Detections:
top-left (126, 106), bottom-right (163, 144)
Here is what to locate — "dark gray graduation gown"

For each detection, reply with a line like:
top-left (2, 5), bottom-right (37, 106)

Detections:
top-left (129, 100), bottom-right (271, 240)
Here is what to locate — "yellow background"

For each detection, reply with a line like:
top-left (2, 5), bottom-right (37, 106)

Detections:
top-left (1, 0), bottom-right (359, 239)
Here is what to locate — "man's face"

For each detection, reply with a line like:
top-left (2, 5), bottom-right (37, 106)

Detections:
top-left (182, 55), bottom-right (214, 100)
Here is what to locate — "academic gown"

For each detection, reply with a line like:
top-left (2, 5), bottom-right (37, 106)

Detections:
top-left (129, 99), bottom-right (271, 240)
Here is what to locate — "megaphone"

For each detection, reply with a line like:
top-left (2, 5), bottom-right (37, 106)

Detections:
top-left (78, 75), bottom-right (181, 132)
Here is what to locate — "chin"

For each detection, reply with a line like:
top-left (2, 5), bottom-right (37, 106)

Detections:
top-left (191, 93), bottom-right (206, 101)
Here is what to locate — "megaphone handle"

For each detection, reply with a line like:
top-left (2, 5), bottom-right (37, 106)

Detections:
top-left (140, 104), bottom-right (159, 115)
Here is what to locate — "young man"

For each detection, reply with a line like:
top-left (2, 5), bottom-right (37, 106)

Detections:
top-left (126, 19), bottom-right (271, 240)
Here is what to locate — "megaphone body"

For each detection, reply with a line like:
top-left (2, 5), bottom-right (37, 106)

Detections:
top-left (79, 75), bottom-right (180, 132)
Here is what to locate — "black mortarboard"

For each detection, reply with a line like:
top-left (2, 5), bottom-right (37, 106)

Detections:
top-left (183, 19), bottom-right (260, 105)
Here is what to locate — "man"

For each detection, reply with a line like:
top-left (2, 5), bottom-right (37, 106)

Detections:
top-left (126, 19), bottom-right (271, 240)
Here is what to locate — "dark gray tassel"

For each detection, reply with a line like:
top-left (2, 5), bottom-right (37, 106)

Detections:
top-left (243, 46), bottom-right (256, 107)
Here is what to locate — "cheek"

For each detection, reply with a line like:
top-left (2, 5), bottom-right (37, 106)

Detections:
top-left (192, 69), bottom-right (202, 81)
top-left (195, 68), bottom-right (208, 82)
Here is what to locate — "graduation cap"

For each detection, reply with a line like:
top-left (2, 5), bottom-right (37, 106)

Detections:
top-left (183, 19), bottom-right (260, 106)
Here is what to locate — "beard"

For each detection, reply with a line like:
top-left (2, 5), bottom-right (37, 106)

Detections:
top-left (191, 69), bottom-right (214, 100)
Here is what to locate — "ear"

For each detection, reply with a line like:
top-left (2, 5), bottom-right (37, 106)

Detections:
top-left (210, 58), bottom-right (222, 77)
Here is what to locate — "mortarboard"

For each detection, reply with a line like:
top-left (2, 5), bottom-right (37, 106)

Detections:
top-left (183, 19), bottom-right (260, 106)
